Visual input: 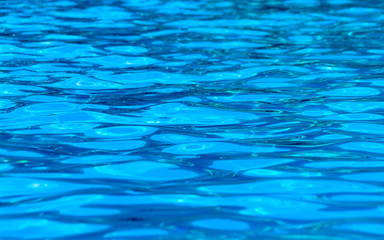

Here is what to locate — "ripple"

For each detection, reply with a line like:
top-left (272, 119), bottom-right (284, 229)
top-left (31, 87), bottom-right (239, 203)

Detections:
top-left (151, 134), bottom-right (223, 143)
top-left (319, 87), bottom-right (380, 97)
top-left (93, 161), bottom-right (198, 181)
top-left (43, 76), bottom-right (125, 90)
top-left (75, 55), bottom-right (161, 68)
top-left (0, 163), bottom-right (13, 172)
top-left (199, 180), bottom-right (383, 194)
top-left (72, 140), bottom-right (146, 151)
top-left (0, 84), bottom-right (45, 96)
top-left (0, 99), bottom-right (16, 109)
top-left (322, 113), bottom-right (384, 121)
top-left (179, 41), bottom-right (267, 49)
top-left (0, 219), bottom-right (109, 239)
top-left (340, 123), bottom-right (384, 135)
top-left (85, 126), bottom-right (157, 139)
top-left (61, 155), bottom-right (140, 164)
top-left (163, 142), bottom-right (279, 155)
top-left (192, 219), bottom-right (249, 231)
top-left (339, 142), bottom-right (384, 155)
top-left (242, 169), bottom-right (305, 178)
top-left (23, 102), bottom-right (80, 113)
top-left (105, 46), bottom-right (148, 54)
top-left (209, 158), bottom-right (294, 171)
top-left (208, 94), bottom-right (290, 103)
top-left (134, 103), bottom-right (258, 125)
top-left (60, 207), bottom-right (119, 216)
top-left (105, 229), bottom-right (168, 238)
top-left (335, 223), bottom-right (384, 235)
top-left (305, 161), bottom-right (384, 168)
top-left (0, 177), bottom-right (107, 198)
top-left (341, 172), bottom-right (384, 182)
top-left (326, 101), bottom-right (384, 112)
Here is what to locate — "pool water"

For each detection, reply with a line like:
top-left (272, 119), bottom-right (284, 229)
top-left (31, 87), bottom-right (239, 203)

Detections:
top-left (1, 0), bottom-right (384, 239)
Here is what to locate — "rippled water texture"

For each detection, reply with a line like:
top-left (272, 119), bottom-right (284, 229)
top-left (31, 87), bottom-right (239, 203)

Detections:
top-left (1, 0), bottom-right (384, 239)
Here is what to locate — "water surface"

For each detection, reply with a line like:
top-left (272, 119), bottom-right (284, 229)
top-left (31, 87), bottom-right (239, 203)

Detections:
top-left (1, 0), bottom-right (384, 239)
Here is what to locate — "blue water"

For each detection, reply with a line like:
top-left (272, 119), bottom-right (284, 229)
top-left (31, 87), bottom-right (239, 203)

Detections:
top-left (1, 0), bottom-right (384, 239)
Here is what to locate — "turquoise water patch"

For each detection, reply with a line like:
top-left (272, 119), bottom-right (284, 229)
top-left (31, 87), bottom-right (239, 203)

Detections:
top-left (1, 194), bottom-right (108, 215)
top-left (92, 161), bottom-right (199, 181)
top-left (0, 219), bottom-right (109, 239)
top-left (199, 180), bottom-right (383, 194)
top-left (339, 142), bottom-right (384, 155)
top-left (208, 94), bottom-right (290, 103)
top-left (60, 207), bottom-right (120, 216)
top-left (306, 161), bottom-right (384, 168)
top-left (335, 223), bottom-right (384, 235)
top-left (209, 158), bottom-right (294, 171)
top-left (163, 142), bottom-right (279, 155)
top-left (0, 99), bottom-right (16, 109)
top-left (0, 164), bottom-right (13, 172)
top-left (43, 76), bottom-right (126, 90)
top-left (331, 194), bottom-right (384, 202)
top-left (301, 109), bottom-right (335, 117)
top-left (241, 169), bottom-right (312, 178)
top-left (151, 134), bottom-right (223, 143)
top-left (192, 218), bottom-right (249, 231)
top-left (105, 46), bottom-right (148, 55)
top-left (0, 84), bottom-right (45, 96)
top-left (105, 229), bottom-right (168, 238)
top-left (75, 55), bottom-right (161, 68)
top-left (12, 122), bottom-right (100, 135)
top-left (315, 134), bottom-right (351, 140)
top-left (341, 172), bottom-right (384, 182)
top-left (322, 113), bottom-right (384, 121)
top-left (241, 206), bottom-right (384, 220)
top-left (337, 7), bottom-right (380, 15)
top-left (132, 103), bottom-right (258, 125)
top-left (248, 82), bottom-right (298, 88)
top-left (0, 177), bottom-right (108, 198)
top-left (0, 149), bottom-right (44, 158)
top-left (84, 126), bottom-right (157, 139)
top-left (318, 87), bottom-right (380, 97)
top-left (61, 155), bottom-right (140, 164)
top-left (44, 34), bottom-right (86, 40)
top-left (178, 41), bottom-right (267, 49)
top-left (22, 102), bottom-right (81, 113)
top-left (340, 123), bottom-right (384, 135)
top-left (72, 140), bottom-right (146, 151)
top-left (326, 102), bottom-right (384, 112)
